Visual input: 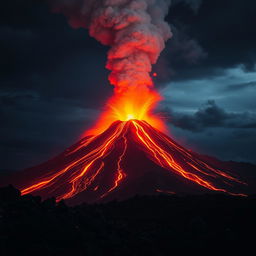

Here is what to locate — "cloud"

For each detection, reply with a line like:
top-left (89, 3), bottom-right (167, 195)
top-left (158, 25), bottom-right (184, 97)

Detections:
top-left (154, 26), bottom-right (207, 82)
top-left (0, 90), bottom-right (39, 107)
top-left (0, 87), bottom-right (99, 170)
top-left (163, 0), bottom-right (256, 82)
top-left (225, 81), bottom-right (256, 92)
top-left (168, 100), bottom-right (256, 132)
top-left (172, 0), bottom-right (202, 13)
top-left (168, 26), bottom-right (207, 65)
top-left (0, 0), bottom-right (255, 168)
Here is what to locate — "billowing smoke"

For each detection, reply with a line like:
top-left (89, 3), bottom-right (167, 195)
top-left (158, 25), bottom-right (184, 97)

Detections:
top-left (51, 0), bottom-right (172, 92)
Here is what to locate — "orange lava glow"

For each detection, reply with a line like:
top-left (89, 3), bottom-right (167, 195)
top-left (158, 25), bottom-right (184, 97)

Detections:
top-left (85, 86), bottom-right (167, 136)
top-left (21, 120), bottom-right (247, 202)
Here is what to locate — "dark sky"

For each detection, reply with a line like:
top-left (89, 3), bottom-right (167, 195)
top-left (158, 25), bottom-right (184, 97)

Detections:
top-left (1, 0), bottom-right (256, 170)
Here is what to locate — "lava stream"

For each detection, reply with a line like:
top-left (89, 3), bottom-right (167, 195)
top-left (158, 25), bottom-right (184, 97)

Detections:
top-left (20, 120), bottom-right (247, 202)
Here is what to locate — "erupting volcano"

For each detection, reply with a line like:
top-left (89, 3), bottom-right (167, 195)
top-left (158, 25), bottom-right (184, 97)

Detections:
top-left (18, 119), bottom-right (248, 205)
top-left (5, 0), bottom-right (251, 204)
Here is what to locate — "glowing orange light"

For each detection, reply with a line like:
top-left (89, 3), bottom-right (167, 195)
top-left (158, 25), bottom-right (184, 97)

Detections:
top-left (85, 85), bottom-right (167, 136)
top-left (126, 114), bottom-right (135, 121)
top-left (21, 120), bottom-right (247, 202)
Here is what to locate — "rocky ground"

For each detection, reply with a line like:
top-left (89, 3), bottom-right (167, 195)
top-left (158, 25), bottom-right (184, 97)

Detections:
top-left (0, 185), bottom-right (255, 255)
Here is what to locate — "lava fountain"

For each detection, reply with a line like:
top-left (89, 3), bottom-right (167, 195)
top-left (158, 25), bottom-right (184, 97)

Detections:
top-left (10, 0), bottom-right (249, 204)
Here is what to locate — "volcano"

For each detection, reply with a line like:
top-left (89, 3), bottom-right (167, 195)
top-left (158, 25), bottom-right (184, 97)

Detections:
top-left (8, 120), bottom-right (250, 205)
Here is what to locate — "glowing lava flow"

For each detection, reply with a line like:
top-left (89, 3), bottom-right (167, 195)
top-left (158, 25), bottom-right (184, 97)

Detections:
top-left (12, 0), bottom-right (249, 204)
top-left (100, 135), bottom-right (128, 198)
top-left (21, 122), bottom-right (127, 201)
top-left (20, 120), bottom-right (247, 203)
top-left (132, 121), bottom-right (246, 196)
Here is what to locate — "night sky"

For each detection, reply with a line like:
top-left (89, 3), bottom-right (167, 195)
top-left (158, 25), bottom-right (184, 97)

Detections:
top-left (1, 0), bottom-right (256, 171)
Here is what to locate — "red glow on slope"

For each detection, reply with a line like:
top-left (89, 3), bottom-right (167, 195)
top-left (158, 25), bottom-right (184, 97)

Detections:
top-left (156, 189), bottom-right (175, 195)
top-left (21, 120), bottom-right (247, 203)
top-left (22, 122), bottom-right (126, 201)
top-left (14, 0), bottom-right (250, 205)
top-left (132, 121), bottom-right (226, 192)
top-left (101, 135), bottom-right (128, 198)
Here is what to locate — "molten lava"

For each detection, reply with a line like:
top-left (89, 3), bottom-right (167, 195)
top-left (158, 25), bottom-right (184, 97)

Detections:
top-left (19, 120), bottom-right (247, 204)
top-left (10, 0), bottom-right (251, 205)
top-left (85, 86), bottom-right (167, 136)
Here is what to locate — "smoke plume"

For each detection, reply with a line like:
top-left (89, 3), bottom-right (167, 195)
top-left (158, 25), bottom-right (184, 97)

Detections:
top-left (51, 0), bottom-right (172, 92)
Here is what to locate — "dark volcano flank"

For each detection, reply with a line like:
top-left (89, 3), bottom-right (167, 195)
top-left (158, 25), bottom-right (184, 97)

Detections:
top-left (4, 120), bottom-right (253, 205)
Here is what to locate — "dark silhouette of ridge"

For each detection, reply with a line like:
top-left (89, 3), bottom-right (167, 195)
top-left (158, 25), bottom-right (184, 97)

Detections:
top-left (0, 185), bottom-right (256, 255)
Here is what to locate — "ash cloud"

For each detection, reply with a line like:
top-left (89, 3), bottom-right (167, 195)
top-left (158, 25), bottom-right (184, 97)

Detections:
top-left (51, 0), bottom-right (172, 90)
top-left (154, 26), bottom-right (207, 82)
top-left (170, 26), bottom-right (207, 65)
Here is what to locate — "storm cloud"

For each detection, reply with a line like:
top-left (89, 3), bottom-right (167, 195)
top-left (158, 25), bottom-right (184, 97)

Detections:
top-left (169, 100), bottom-right (256, 132)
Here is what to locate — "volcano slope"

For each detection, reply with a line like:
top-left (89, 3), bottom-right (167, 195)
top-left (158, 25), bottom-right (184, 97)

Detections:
top-left (6, 120), bottom-right (254, 205)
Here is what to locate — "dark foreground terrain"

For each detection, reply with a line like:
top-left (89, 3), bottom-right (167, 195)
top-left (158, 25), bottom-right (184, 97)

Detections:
top-left (0, 185), bottom-right (255, 255)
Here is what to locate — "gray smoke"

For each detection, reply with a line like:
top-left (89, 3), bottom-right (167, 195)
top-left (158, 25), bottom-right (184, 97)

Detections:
top-left (51, 0), bottom-right (172, 91)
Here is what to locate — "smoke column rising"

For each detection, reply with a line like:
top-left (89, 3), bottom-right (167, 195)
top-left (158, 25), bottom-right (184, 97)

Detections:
top-left (51, 0), bottom-right (172, 134)
top-left (51, 0), bottom-right (172, 91)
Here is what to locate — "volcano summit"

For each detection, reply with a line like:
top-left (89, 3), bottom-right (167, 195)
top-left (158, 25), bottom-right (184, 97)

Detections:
top-left (11, 120), bottom-right (248, 205)
top-left (4, 0), bottom-right (252, 205)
